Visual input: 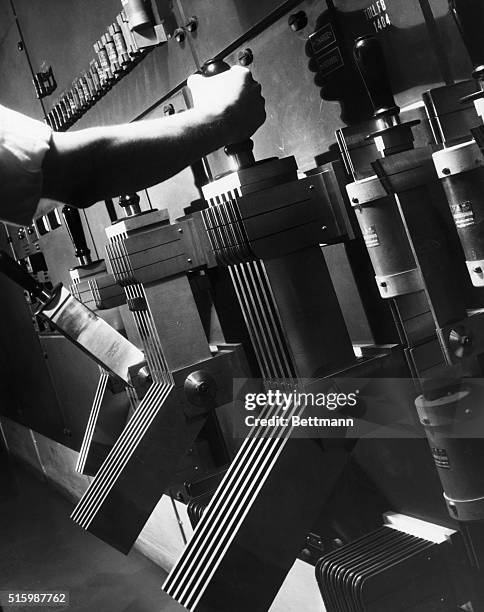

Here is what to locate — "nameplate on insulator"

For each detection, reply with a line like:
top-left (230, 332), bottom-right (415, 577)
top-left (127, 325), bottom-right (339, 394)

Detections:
top-left (363, 225), bottom-right (380, 248)
top-left (432, 447), bottom-right (451, 470)
top-left (363, 0), bottom-right (392, 33)
top-left (309, 23), bottom-right (337, 56)
top-left (452, 201), bottom-right (475, 228)
top-left (315, 47), bottom-right (344, 79)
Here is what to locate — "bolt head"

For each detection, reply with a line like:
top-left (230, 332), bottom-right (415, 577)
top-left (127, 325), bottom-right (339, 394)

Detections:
top-left (238, 48), bottom-right (254, 67)
top-left (186, 16), bottom-right (198, 32)
top-left (288, 11), bottom-right (308, 31)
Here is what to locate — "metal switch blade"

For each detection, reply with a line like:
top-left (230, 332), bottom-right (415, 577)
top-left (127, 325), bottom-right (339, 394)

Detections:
top-left (40, 286), bottom-right (144, 384)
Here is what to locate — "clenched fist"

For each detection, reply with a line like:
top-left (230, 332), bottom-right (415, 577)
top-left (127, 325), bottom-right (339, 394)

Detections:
top-left (187, 66), bottom-right (266, 146)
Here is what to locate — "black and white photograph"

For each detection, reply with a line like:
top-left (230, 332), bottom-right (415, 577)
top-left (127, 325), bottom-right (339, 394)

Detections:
top-left (1, 1), bottom-right (484, 611)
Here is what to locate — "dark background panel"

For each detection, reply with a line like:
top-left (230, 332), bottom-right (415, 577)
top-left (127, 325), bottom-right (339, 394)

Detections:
top-left (12, 0), bottom-right (121, 102)
top-left (428, 0), bottom-right (474, 83)
top-left (0, 232), bottom-right (65, 443)
top-left (70, 6), bottom-right (196, 130)
top-left (206, 0), bottom-right (345, 177)
top-left (0, 0), bottom-right (44, 118)
top-left (176, 0), bottom-right (301, 64)
top-left (37, 204), bottom-right (98, 288)
top-left (39, 335), bottom-right (115, 451)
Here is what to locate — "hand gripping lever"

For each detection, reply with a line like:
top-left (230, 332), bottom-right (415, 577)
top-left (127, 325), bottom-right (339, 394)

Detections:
top-left (201, 58), bottom-right (256, 169)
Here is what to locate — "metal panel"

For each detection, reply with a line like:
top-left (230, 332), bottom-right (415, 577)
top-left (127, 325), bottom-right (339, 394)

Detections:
top-left (427, 0), bottom-right (474, 82)
top-left (0, 0), bottom-right (44, 118)
top-left (37, 203), bottom-right (98, 288)
top-left (39, 334), bottom-right (115, 452)
top-left (13, 0), bottom-right (121, 100)
top-left (68, 7), bottom-right (196, 130)
top-left (207, 0), bottom-right (345, 178)
top-left (327, 0), bottom-right (446, 106)
top-left (144, 89), bottom-right (202, 221)
top-left (177, 0), bottom-right (301, 63)
top-left (0, 235), bottom-right (65, 443)
top-left (13, 0), bottom-right (195, 128)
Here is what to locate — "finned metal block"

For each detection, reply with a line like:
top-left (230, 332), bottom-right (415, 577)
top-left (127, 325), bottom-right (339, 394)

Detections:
top-left (105, 208), bottom-right (169, 240)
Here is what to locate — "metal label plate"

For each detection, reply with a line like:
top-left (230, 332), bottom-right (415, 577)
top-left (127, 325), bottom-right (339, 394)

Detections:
top-left (451, 201), bottom-right (475, 228)
top-left (363, 225), bottom-right (380, 248)
top-left (309, 23), bottom-right (337, 56)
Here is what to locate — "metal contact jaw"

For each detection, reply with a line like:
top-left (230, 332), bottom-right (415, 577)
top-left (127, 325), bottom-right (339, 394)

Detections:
top-left (368, 120), bottom-right (420, 157)
top-left (33, 283), bottom-right (64, 313)
top-left (201, 156), bottom-right (343, 267)
top-left (127, 360), bottom-right (151, 398)
top-left (105, 207), bottom-right (170, 242)
top-left (183, 370), bottom-right (218, 418)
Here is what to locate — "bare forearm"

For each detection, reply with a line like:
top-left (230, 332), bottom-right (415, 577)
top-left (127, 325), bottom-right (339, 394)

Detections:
top-left (42, 109), bottom-right (225, 207)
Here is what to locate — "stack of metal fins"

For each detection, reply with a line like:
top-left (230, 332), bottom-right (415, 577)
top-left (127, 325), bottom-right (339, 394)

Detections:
top-left (187, 492), bottom-right (211, 529)
top-left (315, 526), bottom-right (456, 611)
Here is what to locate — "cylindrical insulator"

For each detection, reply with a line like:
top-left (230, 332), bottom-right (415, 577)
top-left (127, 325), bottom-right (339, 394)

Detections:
top-left (433, 141), bottom-right (484, 287)
top-left (79, 76), bottom-right (92, 105)
top-left (448, 0), bottom-right (484, 80)
top-left (57, 100), bottom-right (67, 125)
top-left (415, 382), bottom-right (484, 521)
top-left (69, 87), bottom-right (80, 111)
top-left (89, 61), bottom-right (101, 93)
top-left (101, 33), bottom-right (120, 75)
top-left (347, 176), bottom-right (424, 298)
top-left (48, 109), bottom-right (57, 131)
top-left (63, 96), bottom-right (74, 119)
top-left (74, 80), bottom-right (86, 108)
top-left (46, 112), bottom-right (55, 130)
top-left (109, 23), bottom-right (130, 67)
top-left (83, 72), bottom-right (95, 99)
top-left (121, 0), bottom-right (154, 31)
top-left (94, 41), bottom-right (113, 81)
top-left (55, 105), bottom-right (65, 128)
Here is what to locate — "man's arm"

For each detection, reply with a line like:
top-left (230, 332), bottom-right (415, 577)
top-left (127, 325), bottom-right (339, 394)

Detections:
top-left (41, 66), bottom-right (265, 209)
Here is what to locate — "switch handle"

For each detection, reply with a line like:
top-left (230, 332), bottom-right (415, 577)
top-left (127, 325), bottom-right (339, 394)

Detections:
top-left (62, 206), bottom-right (92, 266)
top-left (353, 35), bottom-right (399, 118)
top-left (449, 0), bottom-right (484, 76)
top-left (201, 59), bottom-right (255, 167)
top-left (0, 250), bottom-right (49, 300)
